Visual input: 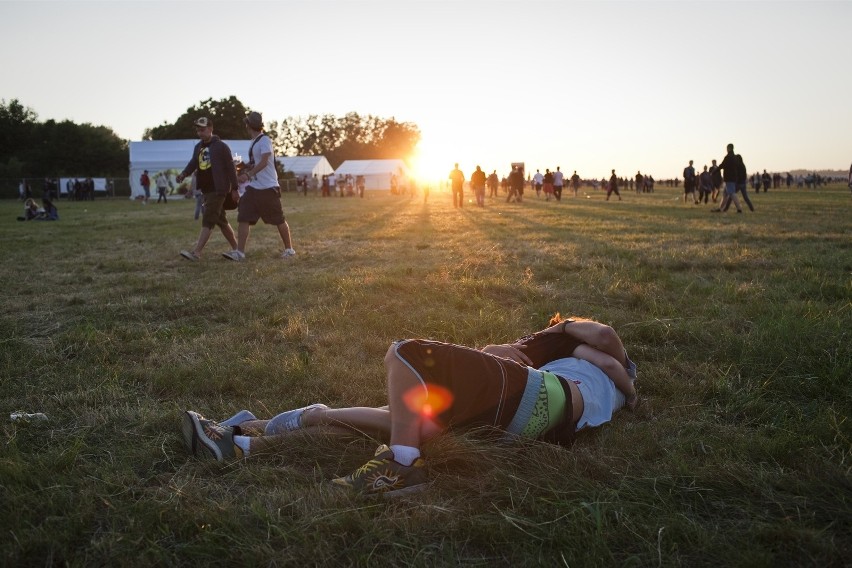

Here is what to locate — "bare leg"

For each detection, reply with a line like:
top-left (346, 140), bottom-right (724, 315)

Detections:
top-left (220, 223), bottom-right (238, 250)
top-left (237, 221), bottom-right (251, 252)
top-left (192, 226), bottom-right (214, 255)
top-left (276, 221), bottom-right (293, 250)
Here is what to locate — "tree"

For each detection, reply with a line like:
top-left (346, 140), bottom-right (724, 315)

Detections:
top-left (0, 99), bottom-right (128, 177)
top-left (0, 99), bottom-right (38, 171)
top-left (276, 112), bottom-right (420, 169)
top-left (144, 96), bottom-right (251, 141)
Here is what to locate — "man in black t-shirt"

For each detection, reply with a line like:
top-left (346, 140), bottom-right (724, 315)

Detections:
top-left (176, 117), bottom-right (239, 261)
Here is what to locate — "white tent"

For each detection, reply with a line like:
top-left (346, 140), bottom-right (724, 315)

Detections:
top-left (279, 156), bottom-right (334, 181)
top-left (333, 159), bottom-right (411, 191)
top-left (128, 139), bottom-right (251, 198)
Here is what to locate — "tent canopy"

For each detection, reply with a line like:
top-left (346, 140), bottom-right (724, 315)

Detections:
top-left (128, 139), bottom-right (251, 197)
top-left (279, 156), bottom-right (334, 180)
top-left (333, 159), bottom-right (410, 190)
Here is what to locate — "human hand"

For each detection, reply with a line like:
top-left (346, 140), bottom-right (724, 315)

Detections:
top-left (176, 173), bottom-right (185, 183)
top-left (482, 344), bottom-right (532, 366)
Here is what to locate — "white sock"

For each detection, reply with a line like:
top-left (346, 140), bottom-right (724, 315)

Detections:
top-left (390, 444), bottom-right (420, 466)
top-left (234, 435), bottom-right (251, 457)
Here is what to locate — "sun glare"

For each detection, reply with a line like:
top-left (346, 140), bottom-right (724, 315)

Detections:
top-left (402, 384), bottom-right (454, 418)
top-left (410, 138), bottom-right (458, 187)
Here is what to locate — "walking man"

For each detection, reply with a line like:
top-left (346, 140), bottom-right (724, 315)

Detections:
top-left (606, 169), bottom-right (622, 201)
top-left (683, 160), bottom-right (697, 204)
top-left (553, 166), bottom-right (564, 201)
top-left (712, 143), bottom-right (744, 213)
top-left (470, 165), bottom-right (486, 207)
top-left (155, 172), bottom-right (169, 203)
top-left (139, 170), bottom-right (151, 204)
top-left (222, 111), bottom-right (296, 261)
top-left (571, 170), bottom-right (580, 197)
top-left (176, 117), bottom-right (239, 261)
top-left (449, 163), bottom-right (465, 208)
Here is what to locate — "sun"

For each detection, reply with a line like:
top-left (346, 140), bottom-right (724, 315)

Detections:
top-left (409, 137), bottom-right (458, 187)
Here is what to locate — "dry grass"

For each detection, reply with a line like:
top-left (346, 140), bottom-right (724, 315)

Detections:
top-left (1, 186), bottom-right (850, 566)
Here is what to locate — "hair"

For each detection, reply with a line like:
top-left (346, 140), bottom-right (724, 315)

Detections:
top-left (548, 312), bottom-right (590, 327)
top-left (24, 198), bottom-right (35, 208)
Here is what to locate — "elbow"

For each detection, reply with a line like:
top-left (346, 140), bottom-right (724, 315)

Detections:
top-left (593, 325), bottom-right (619, 351)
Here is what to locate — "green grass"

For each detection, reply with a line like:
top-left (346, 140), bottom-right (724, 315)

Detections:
top-left (1, 186), bottom-right (850, 566)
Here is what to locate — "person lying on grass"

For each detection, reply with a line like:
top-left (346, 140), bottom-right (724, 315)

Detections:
top-left (183, 314), bottom-right (638, 497)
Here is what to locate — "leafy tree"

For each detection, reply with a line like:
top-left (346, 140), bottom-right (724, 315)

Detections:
top-left (144, 96), bottom-right (252, 141)
top-left (0, 99), bottom-right (38, 174)
top-left (0, 99), bottom-right (127, 177)
top-left (276, 112), bottom-right (420, 168)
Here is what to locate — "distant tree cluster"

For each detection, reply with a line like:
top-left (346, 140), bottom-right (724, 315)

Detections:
top-left (0, 99), bottom-right (128, 178)
top-left (276, 112), bottom-right (420, 169)
top-left (143, 96), bottom-right (250, 141)
top-left (144, 97), bottom-right (421, 170)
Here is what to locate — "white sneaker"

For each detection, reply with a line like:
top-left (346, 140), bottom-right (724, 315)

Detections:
top-left (280, 248), bottom-right (296, 259)
top-left (265, 404), bottom-right (326, 434)
top-left (222, 250), bottom-right (245, 261)
top-left (220, 409), bottom-right (257, 428)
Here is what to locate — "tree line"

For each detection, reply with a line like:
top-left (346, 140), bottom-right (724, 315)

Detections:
top-left (1, 96), bottom-right (420, 182)
top-left (0, 99), bottom-right (128, 179)
top-left (144, 96), bottom-right (421, 170)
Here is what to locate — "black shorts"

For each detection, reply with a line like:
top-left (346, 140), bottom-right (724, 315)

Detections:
top-left (392, 339), bottom-right (530, 431)
top-left (237, 187), bottom-right (285, 225)
top-left (201, 193), bottom-right (228, 229)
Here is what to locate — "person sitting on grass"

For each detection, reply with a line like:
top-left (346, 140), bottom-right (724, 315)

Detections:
top-left (17, 198), bottom-right (58, 221)
top-left (182, 314), bottom-right (638, 497)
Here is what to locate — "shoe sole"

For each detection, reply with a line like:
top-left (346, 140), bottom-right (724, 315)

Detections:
top-left (329, 478), bottom-right (429, 498)
top-left (182, 411), bottom-right (223, 462)
top-left (180, 251), bottom-right (198, 261)
top-left (222, 253), bottom-right (244, 261)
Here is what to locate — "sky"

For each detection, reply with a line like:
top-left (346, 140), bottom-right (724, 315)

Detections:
top-left (1, 0), bottom-right (850, 182)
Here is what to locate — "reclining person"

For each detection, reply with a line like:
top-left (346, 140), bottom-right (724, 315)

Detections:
top-left (183, 314), bottom-right (638, 497)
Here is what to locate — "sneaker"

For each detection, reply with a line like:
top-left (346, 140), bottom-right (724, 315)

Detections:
top-left (219, 409), bottom-right (257, 428)
top-left (265, 403), bottom-right (327, 434)
top-left (280, 248), bottom-right (296, 259)
top-left (222, 250), bottom-right (245, 262)
top-left (331, 445), bottom-right (428, 497)
top-left (180, 250), bottom-right (200, 261)
top-left (182, 410), bottom-right (243, 462)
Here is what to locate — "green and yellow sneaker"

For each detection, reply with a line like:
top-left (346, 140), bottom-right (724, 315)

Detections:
top-left (182, 410), bottom-right (243, 462)
top-left (332, 445), bottom-right (428, 497)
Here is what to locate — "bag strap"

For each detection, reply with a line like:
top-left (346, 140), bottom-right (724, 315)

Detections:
top-left (247, 133), bottom-right (267, 167)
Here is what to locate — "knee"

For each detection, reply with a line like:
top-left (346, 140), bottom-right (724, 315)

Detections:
top-left (384, 344), bottom-right (398, 368)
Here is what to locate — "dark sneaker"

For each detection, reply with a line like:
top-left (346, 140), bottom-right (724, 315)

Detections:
top-left (182, 410), bottom-right (243, 462)
top-left (331, 445), bottom-right (428, 497)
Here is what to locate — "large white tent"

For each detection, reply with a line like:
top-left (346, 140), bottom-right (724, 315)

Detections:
top-left (333, 159), bottom-right (411, 191)
top-left (128, 139), bottom-right (251, 199)
top-left (279, 156), bottom-right (334, 181)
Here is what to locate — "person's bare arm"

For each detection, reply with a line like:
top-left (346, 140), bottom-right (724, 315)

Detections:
top-left (542, 320), bottom-right (628, 367)
top-left (571, 344), bottom-right (637, 409)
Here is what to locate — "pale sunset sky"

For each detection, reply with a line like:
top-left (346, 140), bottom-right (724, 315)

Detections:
top-left (1, 0), bottom-right (849, 182)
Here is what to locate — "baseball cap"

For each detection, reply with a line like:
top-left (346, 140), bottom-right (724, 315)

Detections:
top-left (194, 117), bottom-right (213, 128)
top-left (244, 111), bottom-right (263, 130)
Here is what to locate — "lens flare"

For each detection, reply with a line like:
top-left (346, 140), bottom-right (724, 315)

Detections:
top-left (402, 384), bottom-right (454, 418)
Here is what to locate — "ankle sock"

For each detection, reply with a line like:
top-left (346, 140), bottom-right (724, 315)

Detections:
top-left (234, 435), bottom-right (251, 457)
top-left (390, 445), bottom-right (421, 466)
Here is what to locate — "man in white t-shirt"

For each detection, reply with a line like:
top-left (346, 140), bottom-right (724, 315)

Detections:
top-left (552, 166), bottom-right (565, 201)
top-left (222, 111), bottom-right (296, 261)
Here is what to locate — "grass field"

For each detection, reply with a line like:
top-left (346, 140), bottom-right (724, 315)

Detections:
top-left (1, 186), bottom-right (850, 566)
